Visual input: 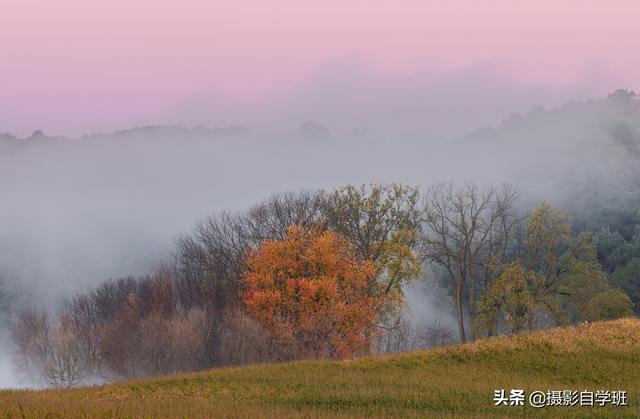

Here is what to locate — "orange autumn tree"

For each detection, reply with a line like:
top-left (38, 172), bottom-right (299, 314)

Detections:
top-left (242, 226), bottom-right (381, 359)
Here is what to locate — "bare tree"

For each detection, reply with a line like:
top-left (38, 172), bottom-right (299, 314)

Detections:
top-left (63, 293), bottom-right (101, 376)
top-left (243, 190), bottom-right (329, 241)
top-left (374, 315), bottom-right (456, 353)
top-left (174, 190), bottom-right (327, 312)
top-left (214, 308), bottom-right (294, 365)
top-left (41, 323), bottom-right (87, 388)
top-left (422, 183), bottom-right (518, 342)
top-left (418, 319), bottom-right (457, 348)
top-left (174, 212), bottom-right (250, 311)
top-left (374, 314), bottom-right (415, 354)
top-left (12, 307), bottom-right (87, 388)
top-left (11, 307), bottom-right (51, 384)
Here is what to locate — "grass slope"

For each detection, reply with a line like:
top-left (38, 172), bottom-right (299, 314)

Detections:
top-left (1, 318), bottom-right (639, 418)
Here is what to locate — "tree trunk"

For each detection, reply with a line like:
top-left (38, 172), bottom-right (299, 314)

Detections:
top-left (469, 272), bottom-right (476, 341)
top-left (363, 329), bottom-right (372, 355)
top-left (455, 282), bottom-right (466, 344)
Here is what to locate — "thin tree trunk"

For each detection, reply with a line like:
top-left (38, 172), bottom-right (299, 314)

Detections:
top-left (363, 329), bottom-right (372, 355)
top-left (469, 272), bottom-right (476, 341)
top-left (455, 282), bottom-right (466, 344)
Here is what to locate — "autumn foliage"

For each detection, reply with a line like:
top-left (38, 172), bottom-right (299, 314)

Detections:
top-left (243, 226), bottom-right (381, 359)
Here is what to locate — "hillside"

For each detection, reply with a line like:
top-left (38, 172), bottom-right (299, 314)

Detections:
top-left (0, 318), bottom-right (638, 418)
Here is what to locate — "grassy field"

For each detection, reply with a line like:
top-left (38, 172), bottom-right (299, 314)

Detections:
top-left (1, 318), bottom-right (639, 418)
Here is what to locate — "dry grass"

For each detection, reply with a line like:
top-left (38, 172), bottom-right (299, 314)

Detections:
top-left (1, 318), bottom-right (639, 418)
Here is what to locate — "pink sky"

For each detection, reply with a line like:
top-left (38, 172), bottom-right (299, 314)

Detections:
top-left (1, 0), bottom-right (639, 136)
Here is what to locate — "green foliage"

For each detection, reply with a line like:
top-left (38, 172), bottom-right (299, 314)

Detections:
top-left (611, 257), bottom-right (640, 315)
top-left (523, 202), bottom-right (572, 319)
top-left (326, 183), bottom-right (422, 300)
top-left (583, 289), bottom-right (635, 321)
top-left (568, 184), bottom-right (640, 243)
top-left (558, 268), bottom-right (610, 323)
top-left (476, 229), bottom-right (619, 332)
top-left (476, 262), bottom-right (535, 335)
top-left (525, 201), bottom-right (571, 282)
top-left (556, 233), bottom-right (611, 322)
top-left (522, 205), bottom-right (636, 326)
top-left (595, 227), bottom-right (638, 273)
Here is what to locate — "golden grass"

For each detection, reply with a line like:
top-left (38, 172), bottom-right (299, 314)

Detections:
top-left (1, 318), bottom-right (639, 418)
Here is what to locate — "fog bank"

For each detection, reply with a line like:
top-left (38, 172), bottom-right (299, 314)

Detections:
top-left (1, 90), bottom-right (639, 387)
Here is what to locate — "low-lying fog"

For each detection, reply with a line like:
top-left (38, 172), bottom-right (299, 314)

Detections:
top-left (1, 90), bottom-right (639, 388)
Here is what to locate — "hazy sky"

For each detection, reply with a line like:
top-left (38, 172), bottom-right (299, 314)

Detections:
top-left (1, 0), bottom-right (639, 136)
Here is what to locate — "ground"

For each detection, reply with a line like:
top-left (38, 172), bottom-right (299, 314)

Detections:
top-left (1, 318), bottom-right (638, 418)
